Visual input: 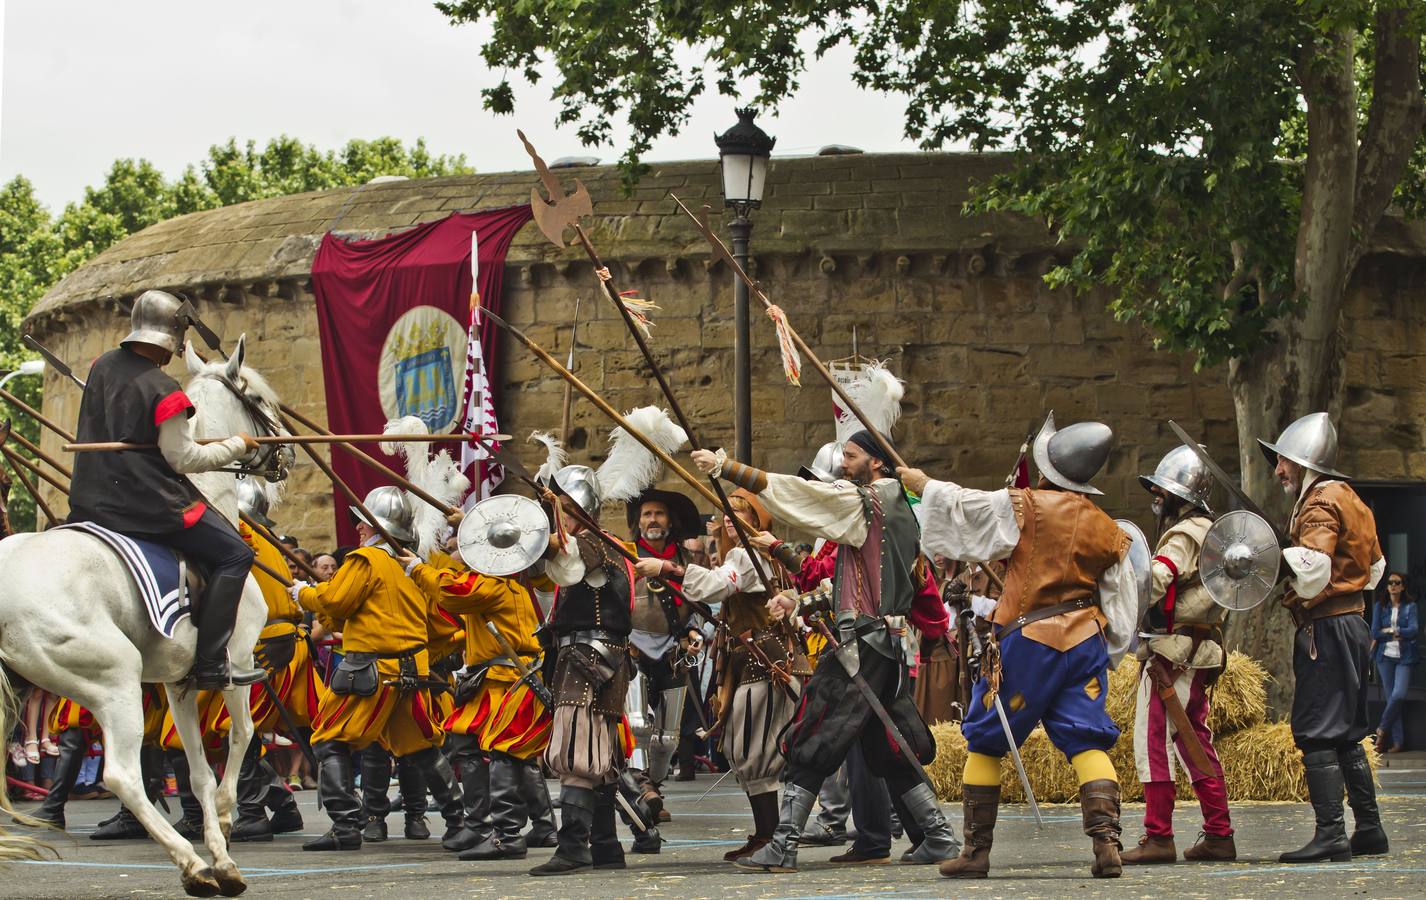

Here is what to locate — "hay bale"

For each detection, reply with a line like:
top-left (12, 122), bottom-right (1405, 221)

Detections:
top-left (1206, 652), bottom-right (1268, 735)
top-left (1104, 656), bottom-right (1140, 730)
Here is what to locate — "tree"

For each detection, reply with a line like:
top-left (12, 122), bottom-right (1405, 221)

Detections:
top-left (0, 136), bottom-right (471, 531)
top-left (440, 0), bottom-right (1426, 711)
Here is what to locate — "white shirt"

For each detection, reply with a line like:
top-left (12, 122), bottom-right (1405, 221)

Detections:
top-left (158, 414), bottom-right (249, 474)
top-left (1385, 605), bottom-right (1401, 659)
top-left (680, 546), bottom-right (764, 604)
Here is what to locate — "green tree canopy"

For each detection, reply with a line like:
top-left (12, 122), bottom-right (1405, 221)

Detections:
top-left (0, 136), bottom-right (471, 531)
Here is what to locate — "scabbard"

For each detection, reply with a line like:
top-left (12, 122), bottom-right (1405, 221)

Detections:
top-left (1146, 657), bottom-right (1215, 779)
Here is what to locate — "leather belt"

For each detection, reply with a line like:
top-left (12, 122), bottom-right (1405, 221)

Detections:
top-left (556, 629), bottom-right (626, 648)
top-left (1291, 591), bottom-right (1364, 627)
top-left (995, 596), bottom-right (1097, 642)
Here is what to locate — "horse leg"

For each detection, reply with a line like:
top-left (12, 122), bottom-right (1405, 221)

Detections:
top-left (167, 685), bottom-right (247, 898)
top-left (93, 694), bottom-right (220, 898)
top-left (216, 685), bottom-right (254, 833)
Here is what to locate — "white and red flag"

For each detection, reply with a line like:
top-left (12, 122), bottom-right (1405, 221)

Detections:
top-left (460, 231), bottom-right (504, 506)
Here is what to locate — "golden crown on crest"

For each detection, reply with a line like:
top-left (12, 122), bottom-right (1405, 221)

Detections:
top-left (389, 316), bottom-right (451, 361)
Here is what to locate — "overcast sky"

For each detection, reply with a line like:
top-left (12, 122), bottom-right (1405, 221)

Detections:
top-left (0, 0), bottom-right (924, 212)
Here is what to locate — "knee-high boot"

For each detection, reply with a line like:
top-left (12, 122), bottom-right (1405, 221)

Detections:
top-left (360, 747), bottom-right (392, 842)
top-left (735, 782), bottom-right (818, 873)
top-left (29, 727), bottom-right (86, 829)
top-left (530, 784), bottom-right (595, 876)
top-left (1280, 749), bottom-right (1352, 862)
top-left (939, 784), bottom-right (999, 878)
top-left (166, 749), bottom-right (205, 839)
top-left (442, 734), bottom-right (491, 851)
top-left (591, 784), bottom-right (626, 869)
top-left (263, 756), bottom-right (303, 833)
top-left (303, 741), bottom-right (362, 851)
top-left (1080, 780), bottom-right (1123, 878)
top-left (230, 738), bottom-right (274, 842)
top-left (92, 746), bottom-right (164, 840)
top-left (900, 782), bottom-right (961, 864)
top-left (406, 746), bottom-right (464, 841)
top-left (460, 754), bottom-right (528, 860)
top-left (397, 754), bottom-right (431, 839)
top-left (1340, 743), bottom-right (1388, 856)
top-left (520, 759), bottom-right (558, 847)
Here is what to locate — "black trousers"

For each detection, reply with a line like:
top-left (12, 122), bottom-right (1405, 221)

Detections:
top-left (1292, 612), bottom-right (1372, 753)
top-left (155, 506), bottom-right (254, 583)
top-left (780, 640), bottom-right (935, 798)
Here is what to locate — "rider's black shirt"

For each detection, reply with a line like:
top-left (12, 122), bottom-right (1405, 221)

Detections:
top-left (68, 347), bottom-right (206, 535)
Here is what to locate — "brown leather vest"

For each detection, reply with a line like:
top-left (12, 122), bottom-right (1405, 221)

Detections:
top-left (995, 487), bottom-right (1129, 652)
top-left (1285, 480), bottom-right (1380, 616)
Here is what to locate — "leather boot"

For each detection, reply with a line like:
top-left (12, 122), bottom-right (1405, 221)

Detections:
top-left (460, 755), bottom-right (528, 860)
top-left (1120, 834), bottom-right (1176, 864)
top-left (520, 760), bottom-right (558, 848)
top-left (167, 750), bottom-right (205, 840)
top-left (735, 782), bottom-right (817, 873)
top-left (407, 746), bottom-right (463, 841)
top-left (725, 790), bottom-right (778, 861)
top-left (1080, 780), bottom-right (1123, 878)
top-left (230, 740), bottom-right (274, 842)
top-left (29, 727), bottom-right (85, 829)
top-left (395, 755), bottom-right (430, 839)
top-left (940, 784), bottom-right (998, 879)
top-left (442, 735), bottom-right (492, 851)
top-left (191, 573), bottom-right (268, 690)
top-left (360, 748), bottom-right (392, 842)
top-left (265, 760), bottom-right (304, 833)
top-left (899, 783), bottom-right (960, 864)
top-left (530, 785), bottom-right (595, 875)
top-left (591, 785), bottom-right (626, 869)
top-left (1281, 750), bottom-right (1351, 862)
top-left (1340, 743), bottom-right (1388, 856)
top-left (304, 741), bottom-right (362, 851)
top-left (1183, 832), bottom-right (1237, 861)
top-left (92, 747), bottom-right (164, 840)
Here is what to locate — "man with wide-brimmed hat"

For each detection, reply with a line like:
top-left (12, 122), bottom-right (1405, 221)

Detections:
top-left (1258, 413), bottom-right (1388, 863)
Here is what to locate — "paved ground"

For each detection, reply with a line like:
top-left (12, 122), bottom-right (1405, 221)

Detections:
top-left (7, 765), bottom-right (1425, 899)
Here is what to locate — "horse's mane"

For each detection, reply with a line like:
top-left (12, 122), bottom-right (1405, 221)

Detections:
top-left (188, 358), bottom-right (281, 408)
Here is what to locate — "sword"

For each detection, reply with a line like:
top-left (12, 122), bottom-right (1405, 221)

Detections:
top-left (483, 621), bottom-right (555, 709)
top-left (959, 609), bottom-right (1044, 828)
top-left (811, 619), bottom-right (937, 796)
top-left (256, 678), bottom-right (322, 810)
top-left (693, 767), bottom-right (734, 803)
top-left (1144, 656), bottom-right (1217, 778)
top-left (1167, 420), bottom-right (1289, 547)
top-left (22, 335), bottom-right (86, 389)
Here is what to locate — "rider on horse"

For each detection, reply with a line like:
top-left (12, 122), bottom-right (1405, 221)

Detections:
top-left (67, 290), bottom-right (267, 691)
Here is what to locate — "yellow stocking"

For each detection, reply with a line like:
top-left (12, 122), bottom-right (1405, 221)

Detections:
top-left (963, 751), bottom-right (1003, 787)
top-left (1070, 749), bottom-right (1117, 785)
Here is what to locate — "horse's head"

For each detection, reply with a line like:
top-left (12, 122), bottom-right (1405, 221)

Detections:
top-left (182, 336), bottom-right (291, 522)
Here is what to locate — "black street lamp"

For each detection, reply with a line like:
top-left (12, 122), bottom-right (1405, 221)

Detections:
top-left (715, 108), bottom-right (775, 464)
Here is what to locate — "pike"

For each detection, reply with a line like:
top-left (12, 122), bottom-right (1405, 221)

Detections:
top-left (64, 432), bottom-right (510, 453)
top-left (559, 296), bottom-right (581, 444)
top-left (959, 608), bottom-right (1044, 828)
top-left (277, 414), bottom-right (408, 554)
top-left (519, 133), bottom-right (776, 595)
top-left (1167, 420), bottom-right (1290, 548)
top-left (1, 420), bottom-right (59, 527)
top-left (22, 335), bottom-right (86, 390)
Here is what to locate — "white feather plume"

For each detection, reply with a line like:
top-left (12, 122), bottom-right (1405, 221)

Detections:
top-left (595, 407), bottom-right (688, 504)
top-left (380, 416), bottom-right (433, 488)
top-left (834, 361), bottom-right (904, 443)
top-left (412, 449), bottom-right (470, 556)
top-left (528, 431), bottom-right (567, 484)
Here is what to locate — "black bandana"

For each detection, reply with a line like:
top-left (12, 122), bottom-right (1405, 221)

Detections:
top-left (847, 429), bottom-right (899, 478)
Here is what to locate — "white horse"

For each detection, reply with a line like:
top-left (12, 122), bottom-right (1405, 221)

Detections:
top-left (0, 336), bottom-right (282, 897)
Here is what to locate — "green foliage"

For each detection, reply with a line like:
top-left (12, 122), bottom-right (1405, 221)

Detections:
top-left (440, 0), bottom-right (1425, 363)
top-left (0, 136), bottom-right (471, 531)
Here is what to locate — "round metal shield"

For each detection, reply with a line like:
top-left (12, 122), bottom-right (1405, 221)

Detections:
top-left (457, 494), bottom-right (551, 577)
top-left (1107, 519), bottom-right (1152, 663)
top-left (1201, 509), bottom-right (1282, 611)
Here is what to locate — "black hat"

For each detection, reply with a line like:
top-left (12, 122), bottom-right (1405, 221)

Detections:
top-left (625, 489), bottom-right (702, 543)
top-left (847, 429), bottom-right (899, 477)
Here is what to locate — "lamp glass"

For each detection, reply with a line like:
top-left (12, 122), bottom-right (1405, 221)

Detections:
top-left (720, 152), bottom-right (754, 205)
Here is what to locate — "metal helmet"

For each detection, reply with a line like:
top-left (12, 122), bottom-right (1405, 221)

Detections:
top-left (1031, 412), bottom-right (1113, 495)
top-left (1138, 444), bottom-right (1214, 514)
top-left (235, 477), bottom-right (274, 528)
top-left (552, 464), bottom-right (601, 517)
top-left (797, 441), bottom-right (844, 483)
top-left (121, 290), bottom-right (188, 354)
top-left (349, 485), bottom-right (415, 544)
top-left (1257, 412), bottom-right (1347, 479)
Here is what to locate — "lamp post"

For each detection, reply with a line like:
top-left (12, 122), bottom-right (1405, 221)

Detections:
top-left (715, 108), bottom-right (775, 464)
top-left (0, 359), bottom-right (44, 393)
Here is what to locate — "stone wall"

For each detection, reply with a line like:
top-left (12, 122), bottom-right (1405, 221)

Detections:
top-left (24, 153), bottom-right (1426, 550)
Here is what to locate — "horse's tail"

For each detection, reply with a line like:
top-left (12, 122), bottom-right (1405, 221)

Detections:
top-left (0, 663), bottom-right (55, 862)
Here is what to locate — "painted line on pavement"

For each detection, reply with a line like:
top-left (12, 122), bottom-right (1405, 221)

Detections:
top-left (1206, 862), bottom-right (1426, 876)
top-left (18, 859), bottom-right (423, 877)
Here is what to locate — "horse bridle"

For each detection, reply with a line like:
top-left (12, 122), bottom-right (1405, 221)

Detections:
top-left (204, 371), bottom-right (293, 483)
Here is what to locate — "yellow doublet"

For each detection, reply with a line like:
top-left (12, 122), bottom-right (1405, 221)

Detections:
top-left (301, 547), bottom-right (443, 755)
top-left (411, 563), bottom-right (550, 759)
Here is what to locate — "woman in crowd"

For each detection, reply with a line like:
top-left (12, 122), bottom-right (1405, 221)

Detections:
top-left (1371, 572), bottom-right (1418, 752)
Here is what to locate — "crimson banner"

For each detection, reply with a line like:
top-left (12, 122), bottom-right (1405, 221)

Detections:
top-left (310, 205), bottom-right (531, 546)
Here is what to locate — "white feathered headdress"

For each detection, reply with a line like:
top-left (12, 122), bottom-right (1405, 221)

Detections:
top-left (381, 416), bottom-right (471, 556)
top-left (528, 431), bottom-right (567, 484)
top-left (595, 406), bottom-right (689, 503)
top-left (834, 361), bottom-right (904, 443)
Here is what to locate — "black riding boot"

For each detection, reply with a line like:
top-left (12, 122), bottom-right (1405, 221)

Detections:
top-left (191, 573), bottom-right (267, 690)
top-left (520, 759), bottom-right (558, 847)
top-left (360, 747), bottom-right (392, 842)
top-left (29, 727), bottom-right (86, 829)
top-left (406, 746), bottom-right (463, 840)
top-left (230, 739), bottom-right (273, 842)
top-left (92, 747), bottom-right (164, 840)
top-left (264, 757), bottom-right (303, 833)
top-left (1340, 743), bottom-right (1388, 856)
top-left (304, 741), bottom-right (362, 851)
top-left (397, 753), bottom-right (431, 839)
top-left (460, 754), bottom-right (528, 860)
top-left (1281, 749), bottom-right (1352, 862)
top-left (591, 784), bottom-right (626, 870)
top-left (166, 750), bottom-right (206, 840)
top-left (530, 785), bottom-right (596, 875)
top-left (442, 735), bottom-right (492, 851)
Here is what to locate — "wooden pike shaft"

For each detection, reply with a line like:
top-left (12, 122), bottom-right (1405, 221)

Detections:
top-left (0, 386), bottom-right (74, 443)
top-left (276, 406), bottom-right (459, 517)
top-left (669, 194), bottom-right (906, 469)
top-left (239, 511), bottom-right (319, 584)
top-left (1, 444), bottom-right (70, 495)
top-left (1, 446), bottom-right (59, 527)
top-left (481, 309), bottom-right (722, 510)
top-left (9, 429), bottom-right (72, 479)
top-left (278, 415), bottom-right (405, 551)
top-left (63, 433), bottom-right (506, 453)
